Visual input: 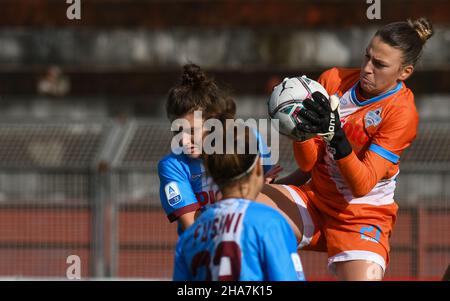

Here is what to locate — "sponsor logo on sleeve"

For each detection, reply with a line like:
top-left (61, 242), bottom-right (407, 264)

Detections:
top-left (164, 182), bottom-right (182, 206)
top-left (191, 173), bottom-right (202, 180)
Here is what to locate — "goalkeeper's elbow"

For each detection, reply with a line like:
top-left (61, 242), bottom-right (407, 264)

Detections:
top-left (348, 182), bottom-right (377, 198)
top-left (351, 188), bottom-right (372, 198)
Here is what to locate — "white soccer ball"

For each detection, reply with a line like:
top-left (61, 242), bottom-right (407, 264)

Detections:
top-left (268, 75), bottom-right (329, 141)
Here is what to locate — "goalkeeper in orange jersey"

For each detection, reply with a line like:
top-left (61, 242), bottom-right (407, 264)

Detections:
top-left (256, 18), bottom-right (434, 280)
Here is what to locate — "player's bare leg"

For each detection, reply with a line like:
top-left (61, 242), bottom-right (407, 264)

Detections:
top-left (335, 260), bottom-right (384, 281)
top-left (255, 184), bottom-right (304, 244)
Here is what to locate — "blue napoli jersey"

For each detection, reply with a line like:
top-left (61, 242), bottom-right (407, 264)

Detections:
top-left (173, 199), bottom-right (305, 281)
top-left (158, 152), bottom-right (217, 223)
top-left (158, 130), bottom-right (272, 224)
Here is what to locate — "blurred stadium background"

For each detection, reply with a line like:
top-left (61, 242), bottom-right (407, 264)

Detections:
top-left (0, 0), bottom-right (448, 280)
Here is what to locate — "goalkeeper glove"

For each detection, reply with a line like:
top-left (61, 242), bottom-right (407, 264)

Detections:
top-left (296, 92), bottom-right (352, 160)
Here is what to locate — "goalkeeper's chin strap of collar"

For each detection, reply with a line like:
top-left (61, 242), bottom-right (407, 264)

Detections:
top-left (227, 151), bottom-right (261, 183)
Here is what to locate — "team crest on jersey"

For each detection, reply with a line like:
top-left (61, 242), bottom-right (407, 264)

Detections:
top-left (364, 108), bottom-right (382, 129)
top-left (165, 182), bottom-right (182, 206)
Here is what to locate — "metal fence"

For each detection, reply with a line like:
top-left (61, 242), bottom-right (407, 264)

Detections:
top-left (0, 119), bottom-right (448, 280)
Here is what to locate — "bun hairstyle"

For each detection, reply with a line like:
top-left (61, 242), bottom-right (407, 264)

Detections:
top-left (181, 63), bottom-right (213, 89)
top-left (408, 18), bottom-right (434, 43)
top-left (203, 124), bottom-right (259, 191)
top-left (166, 63), bottom-right (236, 122)
top-left (375, 17), bottom-right (434, 66)
top-left (408, 18), bottom-right (434, 44)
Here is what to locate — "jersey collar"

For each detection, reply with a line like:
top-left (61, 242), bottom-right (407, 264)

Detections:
top-left (350, 81), bottom-right (402, 106)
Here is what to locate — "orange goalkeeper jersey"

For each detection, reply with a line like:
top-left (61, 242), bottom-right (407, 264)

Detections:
top-left (293, 67), bottom-right (419, 210)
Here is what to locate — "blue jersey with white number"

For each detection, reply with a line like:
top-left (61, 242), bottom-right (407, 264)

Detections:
top-left (158, 130), bottom-right (272, 225)
top-left (173, 198), bottom-right (305, 281)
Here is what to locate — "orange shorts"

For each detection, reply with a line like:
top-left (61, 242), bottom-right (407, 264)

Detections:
top-left (284, 184), bottom-right (398, 273)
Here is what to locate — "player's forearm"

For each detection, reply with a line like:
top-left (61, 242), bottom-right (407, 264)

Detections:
top-left (335, 151), bottom-right (391, 198)
top-left (293, 139), bottom-right (319, 172)
top-left (178, 210), bottom-right (197, 231)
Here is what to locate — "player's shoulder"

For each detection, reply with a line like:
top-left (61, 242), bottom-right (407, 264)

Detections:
top-left (319, 67), bottom-right (359, 80)
top-left (318, 67), bottom-right (360, 96)
top-left (245, 201), bottom-right (290, 229)
top-left (179, 205), bottom-right (216, 238)
top-left (222, 198), bottom-right (279, 220)
top-left (383, 83), bottom-right (418, 122)
top-left (393, 83), bottom-right (416, 107)
top-left (175, 226), bottom-right (190, 249)
top-left (158, 152), bottom-right (190, 175)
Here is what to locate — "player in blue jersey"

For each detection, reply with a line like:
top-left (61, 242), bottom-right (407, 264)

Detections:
top-left (158, 64), bottom-right (281, 232)
top-left (173, 125), bottom-right (305, 281)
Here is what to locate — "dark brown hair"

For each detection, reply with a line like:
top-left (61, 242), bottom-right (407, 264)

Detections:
top-left (203, 125), bottom-right (259, 191)
top-left (375, 17), bottom-right (434, 67)
top-left (166, 63), bottom-right (236, 122)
